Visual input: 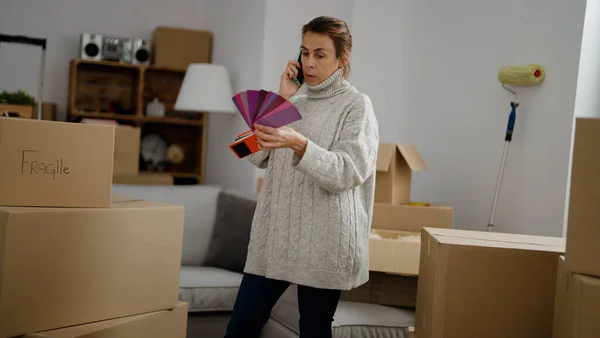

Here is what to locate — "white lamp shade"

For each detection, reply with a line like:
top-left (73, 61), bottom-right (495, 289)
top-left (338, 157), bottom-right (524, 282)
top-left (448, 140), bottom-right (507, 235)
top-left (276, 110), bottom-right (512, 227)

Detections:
top-left (175, 64), bottom-right (235, 114)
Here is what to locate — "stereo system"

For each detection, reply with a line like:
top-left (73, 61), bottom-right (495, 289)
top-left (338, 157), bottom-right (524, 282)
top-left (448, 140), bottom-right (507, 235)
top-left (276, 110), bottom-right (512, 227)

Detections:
top-left (80, 33), bottom-right (150, 65)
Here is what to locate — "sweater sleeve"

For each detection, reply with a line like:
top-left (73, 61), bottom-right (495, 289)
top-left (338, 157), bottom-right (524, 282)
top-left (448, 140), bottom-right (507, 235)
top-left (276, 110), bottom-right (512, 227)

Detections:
top-left (247, 150), bottom-right (271, 169)
top-left (292, 95), bottom-right (379, 193)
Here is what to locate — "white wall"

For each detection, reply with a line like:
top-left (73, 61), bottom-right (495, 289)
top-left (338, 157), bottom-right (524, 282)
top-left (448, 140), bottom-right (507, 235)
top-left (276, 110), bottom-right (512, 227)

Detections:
top-left (0, 0), bottom-right (209, 121)
top-left (564, 0), bottom-right (599, 236)
top-left (350, 0), bottom-right (587, 236)
top-left (202, 0), bottom-right (266, 193)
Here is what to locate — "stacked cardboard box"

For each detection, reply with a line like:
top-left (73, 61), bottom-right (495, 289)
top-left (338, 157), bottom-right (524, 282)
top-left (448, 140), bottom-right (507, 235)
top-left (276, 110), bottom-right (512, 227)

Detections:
top-left (0, 117), bottom-right (187, 337)
top-left (553, 117), bottom-right (600, 338)
top-left (415, 227), bottom-right (565, 338)
top-left (341, 143), bottom-right (454, 307)
top-left (152, 26), bottom-right (213, 70)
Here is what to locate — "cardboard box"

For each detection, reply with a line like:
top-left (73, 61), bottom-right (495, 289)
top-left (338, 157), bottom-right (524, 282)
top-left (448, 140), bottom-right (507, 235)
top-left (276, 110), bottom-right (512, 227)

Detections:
top-left (33, 102), bottom-right (58, 121)
top-left (372, 203), bottom-right (454, 232)
top-left (553, 256), bottom-right (600, 338)
top-left (0, 117), bottom-right (114, 208)
top-left (113, 125), bottom-right (141, 175)
top-left (113, 173), bottom-right (174, 185)
top-left (369, 229), bottom-right (421, 275)
top-left (0, 103), bottom-right (33, 118)
top-left (25, 302), bottom-right (188, 338)
top-left (565, 117), bottom-right (600, 277)
top-left (375, 143), bottom-right (427, 204)
top-left (364, 204), bottom-right (454, 308)
top-left (0, 196), bottom-right (184, 337)
top-left (340, 271), bottom-right (418, 308)
top-left (152, 26), bottom-right (212, 70)
top-left (369, 204), bottom-right (454, 276)
top-left (415, 228), bottom-right (565, 338)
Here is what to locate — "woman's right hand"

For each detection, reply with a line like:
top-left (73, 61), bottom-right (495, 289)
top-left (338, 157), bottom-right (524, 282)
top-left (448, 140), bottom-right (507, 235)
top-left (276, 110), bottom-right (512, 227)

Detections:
top-left (278, 60), bottom-right (301, 100)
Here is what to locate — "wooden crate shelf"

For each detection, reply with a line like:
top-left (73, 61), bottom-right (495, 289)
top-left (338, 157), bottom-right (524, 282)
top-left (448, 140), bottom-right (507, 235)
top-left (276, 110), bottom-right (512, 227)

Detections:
top-left (67, 58), bottom-right (208, 184)
top-left (69, 110), bottom-right (204, 127)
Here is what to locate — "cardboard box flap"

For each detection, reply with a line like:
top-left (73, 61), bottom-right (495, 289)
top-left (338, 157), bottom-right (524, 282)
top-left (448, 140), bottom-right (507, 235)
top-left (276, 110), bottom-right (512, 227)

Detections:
top-left (426, 227), bottom-right (565, 252)
top-left (376, 143), bottom-right (428, 172)
top-left (0, 195), bottom-right (181, 214)
top-left (33, 302), bottom-right (188, 337)
top-left (376, 143), bottom-right (396, 172)
top-left (397, 144), bottom-right (428, 171)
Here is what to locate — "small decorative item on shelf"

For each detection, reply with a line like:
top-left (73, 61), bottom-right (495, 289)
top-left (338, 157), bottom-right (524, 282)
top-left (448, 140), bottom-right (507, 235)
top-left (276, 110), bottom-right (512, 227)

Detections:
top-left (141, 132), bottom-right (169, 172)
top-left (167, 144), bottom-right (185, 165)
top-left (146, 97), bottom-right (165, 117)
top-left (0, 89), bottom-right (35, 118)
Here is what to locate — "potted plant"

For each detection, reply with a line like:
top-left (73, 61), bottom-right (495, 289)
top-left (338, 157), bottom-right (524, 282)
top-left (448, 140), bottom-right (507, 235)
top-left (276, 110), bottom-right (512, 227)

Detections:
top-left (0, 89), bottom-right (35, 118)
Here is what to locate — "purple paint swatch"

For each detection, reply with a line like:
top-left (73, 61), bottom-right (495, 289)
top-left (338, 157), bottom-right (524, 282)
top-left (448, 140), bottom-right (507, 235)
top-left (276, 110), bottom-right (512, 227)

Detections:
top-left (257, 105), bottom-right (302, 128)
top-left (231, 90), bottom-right (302, 130)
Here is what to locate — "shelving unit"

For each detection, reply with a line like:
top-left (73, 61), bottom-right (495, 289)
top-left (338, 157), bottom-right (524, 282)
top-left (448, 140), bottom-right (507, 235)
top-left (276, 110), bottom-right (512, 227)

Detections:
top-left (67, 58), bottom-right (207, 184)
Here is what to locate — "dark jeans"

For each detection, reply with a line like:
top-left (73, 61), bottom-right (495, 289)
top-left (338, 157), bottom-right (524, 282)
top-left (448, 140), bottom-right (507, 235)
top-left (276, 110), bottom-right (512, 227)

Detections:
top-left (224, 273), bottom-right (341, 338)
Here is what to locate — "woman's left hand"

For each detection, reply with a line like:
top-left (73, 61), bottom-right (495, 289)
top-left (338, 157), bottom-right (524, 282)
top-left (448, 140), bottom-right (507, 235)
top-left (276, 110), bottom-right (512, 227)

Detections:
top-left (253, 124), bottom-right (308, 156)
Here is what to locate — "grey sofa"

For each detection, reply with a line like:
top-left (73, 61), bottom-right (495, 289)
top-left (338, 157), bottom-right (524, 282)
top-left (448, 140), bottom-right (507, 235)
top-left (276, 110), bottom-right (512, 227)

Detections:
top-left (112, 183), bottom-right (415, 338)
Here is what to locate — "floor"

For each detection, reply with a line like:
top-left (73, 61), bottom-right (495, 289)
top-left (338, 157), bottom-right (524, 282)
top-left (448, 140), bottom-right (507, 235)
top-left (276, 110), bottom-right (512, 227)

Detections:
top-left (186, 312), bottom-right (231, 338)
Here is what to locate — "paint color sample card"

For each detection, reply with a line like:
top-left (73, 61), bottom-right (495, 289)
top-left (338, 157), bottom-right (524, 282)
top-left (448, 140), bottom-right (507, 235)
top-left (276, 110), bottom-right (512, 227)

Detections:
top-left (232, 90), bottom-right (302, 129)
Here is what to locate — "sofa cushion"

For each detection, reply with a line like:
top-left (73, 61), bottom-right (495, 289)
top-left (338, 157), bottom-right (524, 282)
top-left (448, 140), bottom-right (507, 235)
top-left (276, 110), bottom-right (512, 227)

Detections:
top-left (112, 184), bottom-right (221, 266)
top-left (179, 266), bottom-right (243, 312)
top-left (270, 284), bottom-right (414, 337)
top-left (204, 189), bottom-right (256, 273)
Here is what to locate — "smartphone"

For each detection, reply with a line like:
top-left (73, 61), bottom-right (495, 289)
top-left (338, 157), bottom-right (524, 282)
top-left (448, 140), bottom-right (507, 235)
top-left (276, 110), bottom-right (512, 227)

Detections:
top-left (293, 46), bottom-right (304, 86)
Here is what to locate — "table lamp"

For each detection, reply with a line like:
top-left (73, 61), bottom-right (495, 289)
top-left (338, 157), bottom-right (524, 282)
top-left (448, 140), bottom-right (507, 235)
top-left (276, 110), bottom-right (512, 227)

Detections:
top-left (175, 64), bottom-right (235, 114)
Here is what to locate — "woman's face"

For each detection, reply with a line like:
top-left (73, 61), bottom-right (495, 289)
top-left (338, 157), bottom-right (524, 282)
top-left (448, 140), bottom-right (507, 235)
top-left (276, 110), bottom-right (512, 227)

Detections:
top-left (300, 32), bottom-right (344, 86)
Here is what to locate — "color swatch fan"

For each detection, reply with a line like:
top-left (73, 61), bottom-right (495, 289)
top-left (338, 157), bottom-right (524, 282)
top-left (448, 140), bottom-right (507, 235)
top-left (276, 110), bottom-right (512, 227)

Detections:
top-left (232, 90), bottom-right (302, 129)
top-left (228, 90), bottom-right (302, 159)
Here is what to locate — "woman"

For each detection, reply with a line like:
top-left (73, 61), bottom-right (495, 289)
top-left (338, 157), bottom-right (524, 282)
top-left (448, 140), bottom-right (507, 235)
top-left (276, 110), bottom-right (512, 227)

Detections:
top-left (225, 16), bottom-right (379, 338)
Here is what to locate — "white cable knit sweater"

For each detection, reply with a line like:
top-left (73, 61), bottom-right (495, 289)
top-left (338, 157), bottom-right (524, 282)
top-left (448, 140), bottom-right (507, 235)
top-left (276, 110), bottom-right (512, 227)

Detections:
top-left (244, 68), bottom-right (379, 290)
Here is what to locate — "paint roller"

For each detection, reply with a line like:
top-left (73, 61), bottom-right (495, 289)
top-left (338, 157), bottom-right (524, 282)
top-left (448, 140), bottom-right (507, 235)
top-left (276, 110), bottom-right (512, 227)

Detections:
top-left (488, 64), bottom-right (545, 232)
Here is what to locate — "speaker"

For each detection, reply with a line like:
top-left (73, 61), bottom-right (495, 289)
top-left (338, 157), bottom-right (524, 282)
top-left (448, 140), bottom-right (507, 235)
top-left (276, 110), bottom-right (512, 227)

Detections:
top-left (131, 39), bottom-right (150, 65)
top-left (80, 33), bottom-right (102, 61)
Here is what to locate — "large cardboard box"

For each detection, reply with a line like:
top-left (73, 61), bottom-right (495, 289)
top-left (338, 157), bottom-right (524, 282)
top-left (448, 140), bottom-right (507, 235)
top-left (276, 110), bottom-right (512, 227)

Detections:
top-left (0, 117), bottom-right (114, 208)
top-left (347, 204), bottom-right (453, 308)
top-left (565, 117), bottom-right (600, 277)
top-left (339, 271), bottom-right (418, 308)
top-left (0, 196), bottom-right (184, 337)
top-left (553, 255), bottom-right (600, 338)
top-left (369, 204), bottom-right (454, 275)
top-left (152, 26), bottom-right (212, 70)
top-left (415, 228), bottom-right (565, 338)
top-left (113, 125), bottom-right (141, 175)
top-left (24, 302), bottom-right (188, 338)
top-left (375, 143), bottom-right (427, 204)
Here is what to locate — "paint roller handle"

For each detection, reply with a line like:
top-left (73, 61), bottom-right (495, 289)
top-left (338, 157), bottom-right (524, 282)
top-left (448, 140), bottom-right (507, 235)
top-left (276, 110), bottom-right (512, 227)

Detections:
top-left (505, 102), bottom-right (518, 142)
